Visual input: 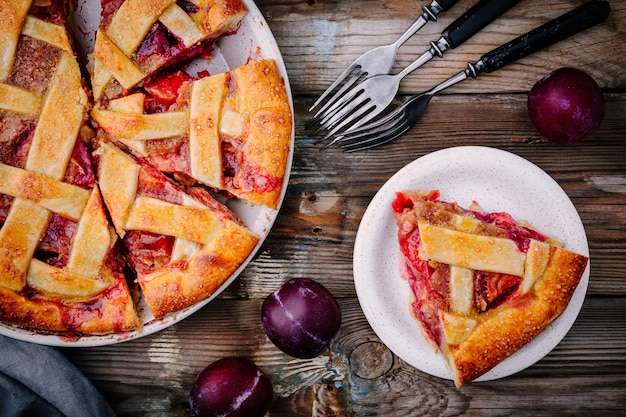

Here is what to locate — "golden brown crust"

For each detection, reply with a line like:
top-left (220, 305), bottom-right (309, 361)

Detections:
top-left (96, 140), bottom-right (260, 319)
top-left (226, 59), bottom-right (292, 209)
top-left (0, 0), bottom-right (288, 339)
top-left (92, 0), bottom-right (248, 101)
top-left (194, 0), bottom-right (247, 39)
top-left (138, 221), bottom-right (259, 318)
top-left (93, 58), bottom-right (292, 210)
top-left (448, 247), bottom-right (587, 386)
top-left (0, 279), bottom-right (141, 334)
top-left (394, 190), bottom-right (588, 387)
top-left (0, 1), bottom-right (140, 337)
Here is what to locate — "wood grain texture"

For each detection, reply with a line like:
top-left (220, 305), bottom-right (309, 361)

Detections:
top-left (62, 0), bottom-right (626, 415)
top-left (64, 297), bottom-right (626, 416)
top-left (266, 0), bottom-right (626, 95)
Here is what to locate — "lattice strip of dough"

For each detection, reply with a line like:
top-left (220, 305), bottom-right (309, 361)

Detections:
top-left (95, 142), bottom-right (140, 237)
top-left (418, 221), bottom-right (527, 276)
top-left (159, 3), bottom-right (205, 46)
top-left (0, 199), bottom-right (49, 291)
top-left (189, 73), bottom-right (227, 188)
top-left (26, 52), bottom-right (88, 179)
top-left (22, 15), bottom-right (72, 53)
top-left (92, 0), bottom-right (175, 95)
top-left (0, 0), bottom-right (31, 82)
top-left (67, 189), bottom-right (115, 278)
top-left (91, 108), bottom-right (189, 140)
top-left (0, 163), bottom-right (90, 220)
top-left (105, 0), bottom-right (176, 57)
top-left (27, 259), bottom-right (114, 301)
top-left (171, 195), bottom-right (204, 262)
top-left (0, 83), bottom-right (42, 115)
top-left (108, 93), bottom-right (148, 155)
top-left (94, 31), bottom-right (145, 90)
top-left (125, 196), bottom-right (220, 244)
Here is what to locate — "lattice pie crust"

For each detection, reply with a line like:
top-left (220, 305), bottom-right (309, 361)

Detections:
top-left (393, 190), bottom-right (588, 386)
top-left (0, 0), bottom-right (292, 336)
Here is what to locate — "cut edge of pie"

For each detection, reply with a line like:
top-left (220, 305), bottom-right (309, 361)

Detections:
top-left (94, 140), bottom-right (260, 320)
top-left (90, 57), bottom-right (293, 211)
top-left (392, 189), bottom-right (588, 387)
top-left (0, 0), bottom-right (291, 338)
top-left (91, 0), bottom-right (248, 102)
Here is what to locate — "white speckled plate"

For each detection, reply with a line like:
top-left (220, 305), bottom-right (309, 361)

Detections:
top-left (0, 0), bottom-right (293, 347)
top-left (353, 146), bottom-right (589, 383)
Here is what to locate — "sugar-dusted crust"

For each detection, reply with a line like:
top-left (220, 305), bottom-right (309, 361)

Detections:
top-left (445, 246), bottom-right (588, 386)
top-left (96, 141), bottom-right (259, 319)
top-left (224, 59), bottom-right (292, 209)
top-left (138, 220), bottom-right (259, 318)
top-left (0, 277), bottom-right (141, 335)
top-left (1, 0), bottom-right (287, 338)
top-left (0, 0), bottom-right (142, 336)
top-left (92, 58), bottom-right (292, 210)
top-left (393, 190), bottom-right (588, 387)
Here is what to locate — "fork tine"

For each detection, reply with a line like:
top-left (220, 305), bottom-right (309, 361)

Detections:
top-left (343, 128), bottom-right (409, 152)
top-left (315, 102), bottom-right (376, 145)
top-left (314, 79), bottom-right (366, 124)
top-left (322, 98), bottom-right (407, 146)
top-left (341, 120), bottom-right (411, 152)
top-left (313, 95), bottom-right (370, 143)
top-left (341, 103), bottom-right (404, 136)
top-left (316, 89), bottom-right (368, 133)
top-left (330, 101), bottom-right (390, 136)
top-left (312, 69), bottom-right (366, 118)
top-left (320, 100), bottom-right (376, 137)
top-left (310, 64), bottom-right (360, 112)
top-left (317, 97), bottom-right (407, 147)
top-left (334, 112), bottom-right (406, 144)
top-left (313, 98), bottom-right (363, 145)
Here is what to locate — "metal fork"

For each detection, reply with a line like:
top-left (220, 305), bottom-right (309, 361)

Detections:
top-left (309, 0), bottom-right (460, 116)
top-left (313, 0), bottom-right (522, 144)
top-left (335, 0), bottom-right (611, 152)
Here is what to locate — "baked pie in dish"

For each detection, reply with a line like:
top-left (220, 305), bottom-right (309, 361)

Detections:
top-left (392, 189), bottom-right (588, 386)
top-left (0, 0), bottom-right (292, 340)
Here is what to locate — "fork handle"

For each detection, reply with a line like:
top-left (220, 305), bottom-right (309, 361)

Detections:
top-left (442, 0), bottom-right (522, 49)
top-left (396, 0), bottom-right (461, 47)
top-left (434, 0), bottom-right (460, 11)
top-left (480, 0), bottom-right (611, 73)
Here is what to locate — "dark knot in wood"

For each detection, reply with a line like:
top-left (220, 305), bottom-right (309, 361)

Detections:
top-left (349, 341), bottom-right (394, 379)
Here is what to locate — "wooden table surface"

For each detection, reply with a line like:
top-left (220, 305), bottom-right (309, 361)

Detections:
top-left (63, 0), bottom-right (626, 415)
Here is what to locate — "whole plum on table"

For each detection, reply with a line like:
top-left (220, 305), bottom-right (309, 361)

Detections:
top-left (261, 278), bottom-right (342, 359)
top-left (189, 357), bottom-right (273, 417)
top-left (527, 67), bottom-right (605, 145)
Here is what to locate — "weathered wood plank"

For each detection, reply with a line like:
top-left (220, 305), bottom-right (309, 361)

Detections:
top-left (63, 297), bottom-right (626, 416)
top-left (258, 0), bottom-right (626, 95)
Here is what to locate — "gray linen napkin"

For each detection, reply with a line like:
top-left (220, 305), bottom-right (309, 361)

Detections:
top-left (0, 335), bottom-right (116, 417)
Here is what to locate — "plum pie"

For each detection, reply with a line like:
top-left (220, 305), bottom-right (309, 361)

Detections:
top-left (392, 190), bottom-right (588, 386)
top-left (0, 0), bottom-right (292, 336)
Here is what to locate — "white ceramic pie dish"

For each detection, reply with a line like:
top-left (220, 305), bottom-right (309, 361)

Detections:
top-left (0, 0), bottom-right (294, 347)
top-left (353, 146), bottom-right (589, 383)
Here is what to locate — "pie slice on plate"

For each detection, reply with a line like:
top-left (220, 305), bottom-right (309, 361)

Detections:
top-left (392, 189), bottom-right (588, 386)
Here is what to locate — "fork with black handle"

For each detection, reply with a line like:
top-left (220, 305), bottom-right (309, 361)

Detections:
top-left (335, 0), bottom-right (611, 152)
top-left (312, 0), bottom-right (523, 143)
top-left (309, 0), bottom-right (461, 116)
